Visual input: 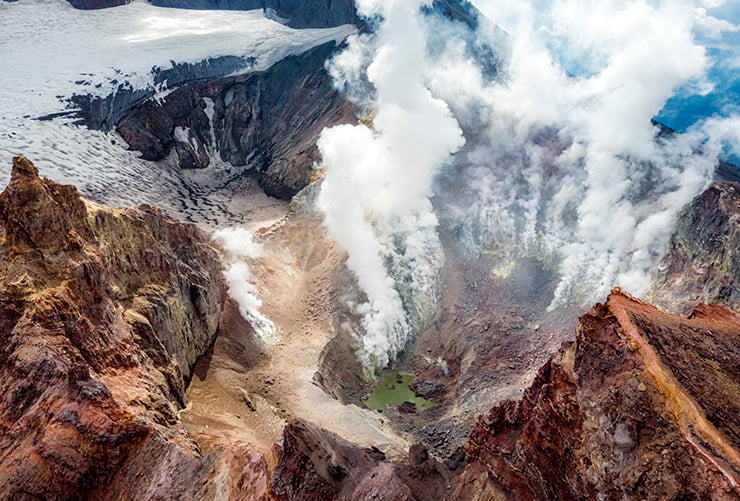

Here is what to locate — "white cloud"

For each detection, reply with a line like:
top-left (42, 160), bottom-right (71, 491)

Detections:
top-left (694, 7), bottom-right (740, 38)
top-left (695, 114), bottom-right (740, 157)
top-left (438, 0), bottom-right (725, 307)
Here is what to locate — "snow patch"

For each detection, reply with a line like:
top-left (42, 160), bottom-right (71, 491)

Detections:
top-left (0, 0), bottom-right (355, 227)
top-left (0, 0), bottom-right (356, 118)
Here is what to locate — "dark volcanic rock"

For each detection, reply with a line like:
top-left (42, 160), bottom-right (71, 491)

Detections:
top-left (409, 380), bottom-right (446, 400)
top-left (261, 0), bottom-right (360, 28)
top-left (145, 0), bottom-right (360, 28)
top-left (143, 0), bottom-right (477, 29)
top-left (270, 419), bottom-right (455, 501)
top-left (650, 182), bottom-right (739, 313)
top-left (67, 0), bottom-right (129, 8)
top-left (0, 157), bottom-right (267, 499)
top-left (71, 56), bottom-right (255, 133)
top-left (454, 289), bottom-right (740, 501)
top-left (76, 0), bottom-right (480, 30)
top-left (116, 86), bottom-right (209, 163)
top-left (425, 0), bottom-right (480, 29)
top-left (147, 0), bottom-right (261, 10)
top-left (117, 42), bottom-right (356, 198)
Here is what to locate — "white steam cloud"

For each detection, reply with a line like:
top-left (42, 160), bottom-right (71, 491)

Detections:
top-left (318, 0), bottom-right (464, 372)
top-left (213, 227), bottom-right (277, 340)
top-left (430, 0), bottom-right (733, 306)
top-left (318, 0), bottom-right (738, 369)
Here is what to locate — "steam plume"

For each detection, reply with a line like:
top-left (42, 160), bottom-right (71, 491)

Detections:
top-left (318, 0), bottom-right (738, 369)
top-left (431, 0), bottom-right (735, 307)
top-left (213, 227), bottom-right (277, 340)
top-left (318, 0), bottom-right (464, 371)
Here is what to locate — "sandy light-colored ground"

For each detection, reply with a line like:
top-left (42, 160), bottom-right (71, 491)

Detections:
top-left (180, 186), bottom-right (408, 459)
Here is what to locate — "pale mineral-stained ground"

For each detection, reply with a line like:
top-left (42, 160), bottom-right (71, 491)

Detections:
top-left (180, 186), bottom-right (410, 459)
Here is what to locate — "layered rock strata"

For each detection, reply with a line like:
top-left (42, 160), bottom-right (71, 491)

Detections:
top-left (117, 42), bottom-right (355, 199)
top-left (0, 157), bottom-right (266, 500)
top-left (650, 182), bottom-right (739, 314)
top-left (455, 289), bottom-right (740, 500)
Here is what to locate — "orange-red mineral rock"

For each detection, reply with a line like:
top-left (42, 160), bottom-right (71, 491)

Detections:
top-left (455, 289), bottom-right (740, 501)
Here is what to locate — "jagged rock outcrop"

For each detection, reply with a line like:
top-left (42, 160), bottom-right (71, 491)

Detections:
top-left (70, 55), bottom-right (256, 132)
top-left (117, 42), bottom-right (356, 199)
top-left (143, 0), bottom-right (360, 28)
top-left (2, 158), bottom-right (736, 500)
top-left (454, 289), bottom-right (740, 501)
top-left (271, 288), bottom-right (740, 501)
top-left (270, 419), bottom-right (455, 501)
top-left (132, 0), bottom-right (475, 30)
top-left (0, 157), bottom-right (266, 499)
top-left (66, 0), bottom-right (129, 8)
top-left (650, 182), bottom-right (739, 314)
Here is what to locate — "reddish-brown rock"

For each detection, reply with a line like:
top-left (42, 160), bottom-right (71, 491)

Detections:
top-left (0, 157), bottom-right (258, 499)
top-left (455, 289), bottom-right (740, 501)
top-left (2, 157), bottom-right (738, 501)
top-left (269, 419), bottom-right (454, 501)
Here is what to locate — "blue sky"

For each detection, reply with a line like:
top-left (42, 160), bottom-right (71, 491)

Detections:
top-left (656, 3), bottom-right (739, 135)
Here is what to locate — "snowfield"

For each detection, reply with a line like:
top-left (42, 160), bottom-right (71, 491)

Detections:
top-left (0, 0), bottom-right (355, 223)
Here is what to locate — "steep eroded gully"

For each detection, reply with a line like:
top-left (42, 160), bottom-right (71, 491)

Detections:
top-left (179, 181), bottom-right (410, 463)
top-left (455, 290), bottom-right (740, 500)
top-left (0, 157), bottom-right (234, 499)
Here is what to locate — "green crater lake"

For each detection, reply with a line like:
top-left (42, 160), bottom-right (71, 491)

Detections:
top-left (365, 373), bottom-right (435, 413)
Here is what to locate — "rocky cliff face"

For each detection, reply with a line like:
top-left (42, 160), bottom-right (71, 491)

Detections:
top-left (142, 0), bottom-right (360, 28)
top-left (649, 182), bottom-right (739, 314)
top-left (71, 55), bottom-right (256, 133)
top-left (455, 289), bottom-right (740, 501)
top-left (61, 0), bottom-right (358, 29)
top-left (270, 419), bottom-right (455, 501)
top-left (0, 157), bottom-right (262, 499)
top-left (66, 0), bottom-right (129, 9)
top-left (117, 42), bottom-right (356, 199)
top-left (117, 0), bottom-right (474, 30)
top-left (1, 158), bottom-right (738, 500)
top-left (264, 288), bottom-right (740, 501)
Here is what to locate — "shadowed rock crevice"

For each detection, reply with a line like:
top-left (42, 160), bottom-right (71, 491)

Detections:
top-left (270, 418), bottom-right (455, 501)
